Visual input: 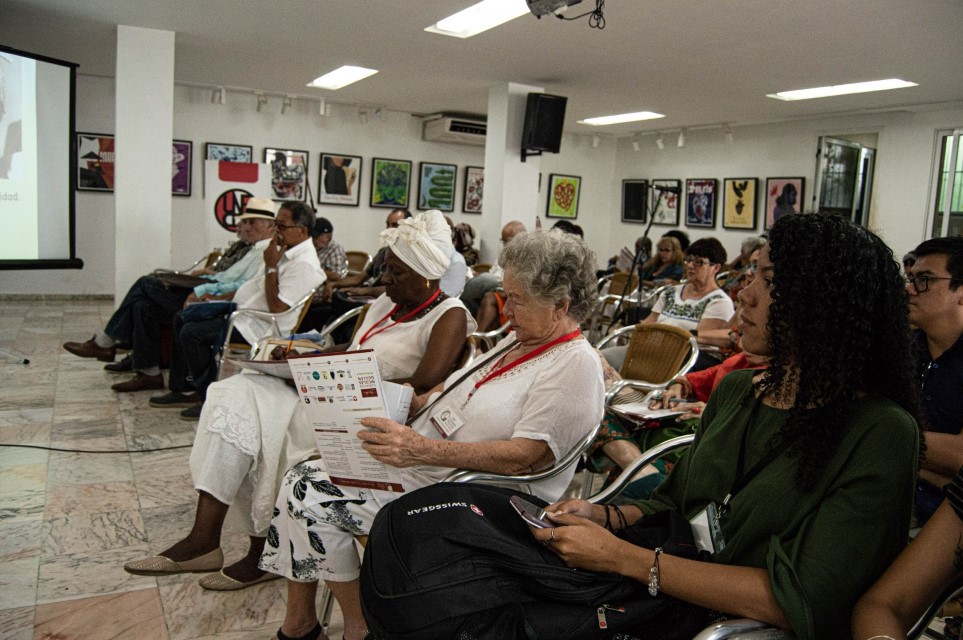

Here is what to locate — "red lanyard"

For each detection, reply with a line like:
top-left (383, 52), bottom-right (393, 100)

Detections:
top-left (358, 289), bottom-right (442, 346)
top-left (464, 329), bottom-right (581, 404)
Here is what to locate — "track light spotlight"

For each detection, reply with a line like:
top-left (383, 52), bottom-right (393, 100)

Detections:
top-left (358, 108), bottom-right (369, 124)
top-left (677, 129), bottom-right (687, 148)
top-left (591, 134), bottom-right (600, 148)
top-left (724, 127), bottom-right (734, 143)
top-left (655, 134), bottom-right (665, 150)
top-left (211, 86), bottom-right (226, 105)
top-left (256, 92), bottom-right (267, 112)
top-left (318, 98), bottom-right (328, 117)
top-left (632, 138), bottom-right (641, 152)
top-left (281, 95), bottom-right (293, 115)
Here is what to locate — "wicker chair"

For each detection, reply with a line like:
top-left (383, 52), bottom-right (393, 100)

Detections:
top-left (345, 250), bottom-right (372, 275)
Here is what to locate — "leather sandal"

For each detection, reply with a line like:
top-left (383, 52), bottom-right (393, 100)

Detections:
top-left (198, 569), bottom-right (282, 591)
top-left (276, 622), bottom-right (322, 640)
top-left (123, 548), bottom-right (223, 576)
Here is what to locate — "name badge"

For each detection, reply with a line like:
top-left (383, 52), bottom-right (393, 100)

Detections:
top-left (689, 502), bottom-right (725, 555)
top-left (428, 404), bottom-right (467, 439)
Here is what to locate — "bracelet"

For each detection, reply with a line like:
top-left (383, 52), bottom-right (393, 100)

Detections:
top-left (864, 637), bottom-right (896, 640)
top-left (265, 267), bottom-right (279, 275)
top-left (603, 505), bottom-right (613, 532)
top-left (613, 505), bottom-right (628, 530)
top-left (648, 547), bottom-right (663, 596)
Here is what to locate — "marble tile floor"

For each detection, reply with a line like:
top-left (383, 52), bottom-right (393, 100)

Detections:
top-left (0, 300), bottom-right (346, 640)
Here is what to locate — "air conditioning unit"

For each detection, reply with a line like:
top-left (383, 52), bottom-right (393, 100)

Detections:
top-left (422, 115), bottom-right (487, 146)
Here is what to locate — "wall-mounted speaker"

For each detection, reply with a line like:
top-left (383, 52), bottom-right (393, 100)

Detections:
top-left (521, 93), bottom-right (567, 158)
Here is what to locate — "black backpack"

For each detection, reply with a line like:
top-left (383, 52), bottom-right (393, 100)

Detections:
top-left (360, 483), bottom-right (716, 640)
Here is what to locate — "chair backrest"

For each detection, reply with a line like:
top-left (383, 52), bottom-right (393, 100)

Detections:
top-left (345, 250), bottom-right (372, 274)
top-left (620, 323), bottom-right (696, 383)
top-left (609, 271), bottom-right (639, 297)
top-left (204, 250), bottom-right (223, 270)
top-left (473, 263), bottom-right (493, 274)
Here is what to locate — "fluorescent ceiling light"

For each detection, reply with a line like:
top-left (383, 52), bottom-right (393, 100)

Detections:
top-left (425, 0), bottom-right (529, 38)
top-left (578, 111), bottom-right (665, 126)
top-left (307, 66), bottom-right (378, 90)
top-left (767, 78), bottom-right (917, 101)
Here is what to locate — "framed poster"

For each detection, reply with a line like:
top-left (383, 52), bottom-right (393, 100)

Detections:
top-left (650, 179), bottom-right (681, 225)
top-left (76, 132), bottom-right (115, 192)
top-left (463, 166), bottom-right (483, 213)
top-left (172, 140), bottom-right (192, 197)
top-left (546, 173), bottom-right (581, 219)
top-left (264, 147), bottom-right (308, 201)
top-left (621, 179), bottom-right (648, 224)
top-left (417, 162), bottom-right (456, 211)
top-left (685, 179), bottom-right (717, 228)
top-left (319, 153), bottom-right (362, 206)
top-left (370, 158), bottom-right (412, 208)
top-left (764, 177), bottom-right (804, 229)
top-left (204, 142), bottom-right (252, 162)
top-left (722, 178), bottom-right (759, 230)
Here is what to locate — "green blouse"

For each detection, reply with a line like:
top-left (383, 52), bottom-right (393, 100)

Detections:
top-left (632, 370), bottom-right (919, 640)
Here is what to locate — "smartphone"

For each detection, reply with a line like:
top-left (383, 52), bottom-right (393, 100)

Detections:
top-left (509, 495), bottom-right (552, 529)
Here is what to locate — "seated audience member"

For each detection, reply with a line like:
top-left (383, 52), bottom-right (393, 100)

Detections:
top-left (724, 236), bottom-right (767, 299)
top-left (260, 231), bottom-right (604, 640)
top-left (452, 220), bottom-right (479, 266)
top-left (641, 236), bottom-right (685, 289)
top-left (603, 237), bottom-right (734, 372)
top-left (852, 465), bottom-right (963, 640)
top-left (150, 202), bottom-right (324, 419)
top-left (311, 216), bottom-right (348, 282)
top-left (551, 219), bottom-right (584, 238)
top-left (324, 208), bottom-right (410, 299)
top-left (441, 215), bottom-right (468, 297)
top-left (459, 219), bottom-right (526, 316)
top-left (62, 197), bottom-right (278, 390)
top-left (123, 210), bottom-right (473, 589)
top-left (662, 229), bottom-right (690, 252)
top-left (424, 213), bottom-right (919, 640)
top-left (903, 237), bottom-right (963, 523)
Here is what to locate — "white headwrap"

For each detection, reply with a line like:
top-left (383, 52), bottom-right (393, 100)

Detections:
top-left (379, 209), bottom-right (453, 280)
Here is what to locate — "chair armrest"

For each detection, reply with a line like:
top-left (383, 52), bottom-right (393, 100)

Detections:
top-left (692, 618), bottom-right (792, 640)
top-left (588, 434), bottom-right (694, 504)
top-left (595, 324), bottom-right (636, 349)
top-left (604, 379), bottom-right (668, 406)
top-left (219, 287), bottom-right (318, 364)
top-left (470, 321), bottom-right (511, 351)
top-left (152, 255), bottom-right (208, 276)
top-left (314, 305), bottom-right (366, 349)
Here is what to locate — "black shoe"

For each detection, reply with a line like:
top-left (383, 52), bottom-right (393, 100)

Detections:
top-left (104, 355), bottom-right (133, 374)
top-left (149, 391), bottom-right (199, 408)
top-left (179, 404), bottom-right (203, 421)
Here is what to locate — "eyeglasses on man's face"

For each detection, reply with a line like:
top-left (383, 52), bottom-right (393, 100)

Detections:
top-left (904, 273), bottom-right (953, 292)
top-left (275, 222), bottom-right (304, 232)
top-left (684, 256), bottom-right (713, 267)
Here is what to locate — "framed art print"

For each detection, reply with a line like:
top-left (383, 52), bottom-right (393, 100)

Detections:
top-left (546, 173), bottom-right (581, 219)
top-left (650, 179), bottom-right (681, 225)
top-left (172, 140), bottom-right (192, 197)
top-left (204, 142), bottom-right (252, 162)
top-left (319, 153), bottom-right (362, 206)
top-left (765, 177), bottom-right (804, 229)
top-left (417, 162), bottom-right (456, 211)
top-left (685, 179), bottom-right (717, 228)
top-left (621, 179), bottom-right (648, 224)
top-left (370, 158), bottom-right (412, 208)
top-left (463, 166), bottom-right (483, 213)
top-left (722, 178), bottom-right (759, 230)
top-left (76, 132), bottom-right (115, 192)
top-left (264, 148), bottom-right (308, 201)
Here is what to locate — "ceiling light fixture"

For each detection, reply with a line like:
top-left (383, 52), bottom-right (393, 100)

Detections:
top-left (308, 65), bottom-right (379, 90)
top-left (425, 0), bottom-right (529, 38)
top-left (677, 129), bottom-right (686, 148)
top-left (255, 92), bottom-right (267, 112)
top-left (281, 95), bottom-right (293, 115)
top-left (578, 111), bottom-right (664, 126)
top-left (766, 78), bottom-right (917, 101)
top-left (655, 134), bottom-right (665, 150)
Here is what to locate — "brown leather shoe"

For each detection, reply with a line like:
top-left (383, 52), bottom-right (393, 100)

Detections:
top-left (110, 372), bottom-right (165, 392)
top-left (63, 336), bottom-right (116, 362)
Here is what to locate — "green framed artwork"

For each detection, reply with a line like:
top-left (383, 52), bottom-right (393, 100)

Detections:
top-left (417, 162), bottom-right (456, 211)
top-left (370, 157), bottom-right (412, 208)
top-left (546, 173), bottom-right (581, 219)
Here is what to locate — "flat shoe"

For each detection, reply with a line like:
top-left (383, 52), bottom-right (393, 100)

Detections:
top-left (124, 547), bottom-right (223, 576)
top-left (110, 372), bottom-right (165, 392)
top-left (104, 355), bottom-right (133, 373)
top-left (276, 622), bottom-right (322, 640)
top-left (63, 336), bottom-right (116, 362)
top-left (179, 403), bottom-right (203, 421)
top-left (149, 391), bottom-right (199, 408)
top-left (198, 569), bottom-right (282, 591)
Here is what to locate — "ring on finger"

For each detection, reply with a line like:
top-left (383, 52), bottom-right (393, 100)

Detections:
top-left (550, 528), bottom-right (557, 541)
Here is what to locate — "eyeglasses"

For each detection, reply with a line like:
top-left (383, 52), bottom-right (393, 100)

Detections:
top-left (276, 222), bottom-right (304, 232)
top-left (684, 256), bottom-right (713, 267)
top-left (905, 273), bottom-right (953, 292)
top-left (745, 262), bottom-right (758, 275)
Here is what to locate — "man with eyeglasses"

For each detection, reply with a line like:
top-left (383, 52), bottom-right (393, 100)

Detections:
top-left (905, 236), bottom-right (963, 524)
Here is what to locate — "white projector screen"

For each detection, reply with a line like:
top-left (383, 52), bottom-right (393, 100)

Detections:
top-left (0, 45), bottom-right (81, 270)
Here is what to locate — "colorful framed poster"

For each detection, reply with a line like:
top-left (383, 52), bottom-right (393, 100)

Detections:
top-left (463, 166), bottom-right (483, 213)
top-left (205, 142), bottom-right (252, 162)
top-left (417, 162), bottom-right (457, 211)
top-left (172, 140), bottom-right (192, 197)
top-left (722, 178), bottom-right (759, 230)
top-left (319, 153), bottom-right (362, 206)
top-left (685, 179), bottom-right (717, 228)
top-left (621, 179), bottom-right (648, 224)
top-left (264, 147), bottom-right (308, 201)
top-left (370, 158), bottom-right (412, 208)
top-left (546, 173), bottom-right (581, 219)
top-left (764, 177), bottom-right (804, 229)
top-left (650, 179), bottom-right (681, 225)
top-left (76, 132), bottom-right (115, 192)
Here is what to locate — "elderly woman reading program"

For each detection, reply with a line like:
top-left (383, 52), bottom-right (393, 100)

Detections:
top-left (260, 230), bottom-right (604, 640)
top-left (123, 210), bottom-right (473, 590)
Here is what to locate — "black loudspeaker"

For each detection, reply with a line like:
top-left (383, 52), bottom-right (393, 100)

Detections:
top-left (521, 93), bottom-right (567, 154)
top-left (622, 180), bottom-right (649, 223)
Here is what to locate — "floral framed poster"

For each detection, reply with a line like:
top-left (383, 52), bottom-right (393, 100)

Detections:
top-left (370, 158), bottom-right (412, 208)
top-left (650, 179), bottom-right (681, 226)
top-left (319, 153), bottom-right (362, 206)
top-left (204, 142), bottom-right (252, 162)
top-left (685, 179), bottom-right (717, 228)
top-left (722, 178), bottom-right (759, 230)
top-left (764, 177), bottom-right (804, 229)
top-left (76, 132), bottom-right (115, 192)
top-left (264, 148), bottom-right (308, 201)
top-left (417, 162), bottom-right (457, 211)
top-left (546, 173), bottom-right (581, 219)
top-left (172, 140), bottom-right (192, 197)
top-left (621, 179), bottom-right (648, 224)
top-left (463, 166), bottom-right (483, 213)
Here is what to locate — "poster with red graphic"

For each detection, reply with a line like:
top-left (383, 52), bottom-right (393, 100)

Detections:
top-left (204, 160), bottom-right (273, 243)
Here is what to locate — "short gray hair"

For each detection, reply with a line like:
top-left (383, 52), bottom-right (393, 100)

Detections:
top-left (498, 231), bottom-right (598, 323)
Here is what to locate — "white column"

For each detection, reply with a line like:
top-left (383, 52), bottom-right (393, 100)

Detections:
top-left (114, 25), bottom-right (174, 300)
top-left (481, 82), bottom-right (543, 261)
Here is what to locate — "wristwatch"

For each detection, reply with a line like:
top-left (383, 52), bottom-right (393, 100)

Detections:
top-left (265, 267), bottom-right (279, 275)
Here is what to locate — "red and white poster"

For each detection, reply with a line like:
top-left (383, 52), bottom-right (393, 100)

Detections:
top-left (204, 160), bottom-right (273, 244)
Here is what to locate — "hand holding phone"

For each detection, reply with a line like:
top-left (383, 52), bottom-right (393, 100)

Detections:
top-left (509, 495), bottom-right (553, 529)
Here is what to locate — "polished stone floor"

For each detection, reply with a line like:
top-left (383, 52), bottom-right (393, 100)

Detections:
top-left (0, 300), bottom-right (345, 640)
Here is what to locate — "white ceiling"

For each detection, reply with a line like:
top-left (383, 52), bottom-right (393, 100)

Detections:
top-left (3, 0), bottom-right (963, 137)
